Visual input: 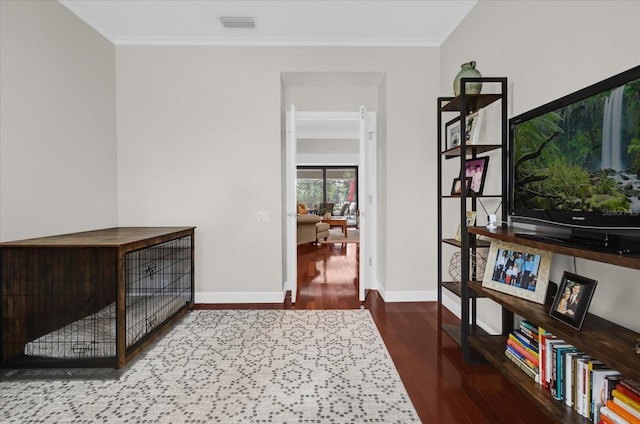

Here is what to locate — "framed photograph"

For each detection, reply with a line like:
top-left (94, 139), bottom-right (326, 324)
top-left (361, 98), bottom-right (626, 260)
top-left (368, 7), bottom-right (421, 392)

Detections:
top-left (454, 211), bottom-right (477, 242)
top-left (446, 118), bottom-right (461, 150)
top-left (465, 109), bottom-right (484, 145)
top-left (549, 272), bottom-right (598, 331)
top-left (451, 177), bottom-right (472, 196)
top-left (482, 240), bottom-right (552, 304)
top-left (463, 156), bottom-right (489, 195)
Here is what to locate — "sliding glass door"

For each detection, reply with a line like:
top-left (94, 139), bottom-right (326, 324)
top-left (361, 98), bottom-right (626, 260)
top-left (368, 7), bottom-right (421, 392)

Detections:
top-left (297, 166), bottom-right (357, 218)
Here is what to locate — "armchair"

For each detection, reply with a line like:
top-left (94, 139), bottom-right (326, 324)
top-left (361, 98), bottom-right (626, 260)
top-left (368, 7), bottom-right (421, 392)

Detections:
top-left (297, 214), bottom-right (330, 245)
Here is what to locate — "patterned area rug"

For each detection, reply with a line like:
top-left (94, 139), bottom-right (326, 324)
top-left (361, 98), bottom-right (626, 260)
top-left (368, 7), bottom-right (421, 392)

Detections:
top-left (320, 227), bottom-right (360, 244)
top-left (0, 310), bottom-right (418, 423)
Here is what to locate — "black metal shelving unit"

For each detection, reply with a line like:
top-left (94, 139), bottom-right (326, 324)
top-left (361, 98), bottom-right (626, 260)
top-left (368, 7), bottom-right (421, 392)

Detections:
top-left (436, 77), bottom-right (509, 364)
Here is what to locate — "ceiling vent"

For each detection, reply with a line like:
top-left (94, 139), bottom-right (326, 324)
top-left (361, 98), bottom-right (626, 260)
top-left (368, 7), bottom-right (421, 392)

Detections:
top-left (219, 16), bottom-right (255, 28)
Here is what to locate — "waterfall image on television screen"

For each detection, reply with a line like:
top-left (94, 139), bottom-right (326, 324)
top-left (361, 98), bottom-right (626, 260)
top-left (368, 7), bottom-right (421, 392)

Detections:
top-left (512, 72), bottom-right (640, 225)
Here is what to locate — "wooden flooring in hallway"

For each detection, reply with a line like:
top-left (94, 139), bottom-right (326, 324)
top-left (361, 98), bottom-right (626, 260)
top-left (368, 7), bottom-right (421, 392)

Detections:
top-left (194, 241), bottom-right (553, 423)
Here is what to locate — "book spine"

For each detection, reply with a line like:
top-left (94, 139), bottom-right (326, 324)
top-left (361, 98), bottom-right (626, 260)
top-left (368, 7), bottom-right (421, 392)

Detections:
top-left (618, 384), bottom-right (640, 405)
top-left (600, 414), bottom-right (616, 424)
top-left (606, 376), bottom-right (627, 405)
top-left (513, 329), bottom-right (539, 353)
top-left (620, 380), bottom-right (640, 399)
top-left (578, 357), bottom-right (592, 417)
top-left (545, 338), bottom-right (565, 392)
top-left (607, 399), bottom-right (639, 424)
top-left (592, 371), bottom-right (622, 423)
top-left (506, 344), bottom-right (539, 372)
top-left (519, 324), bottom-right (538, 341)
top-left (507, 338), bottom-right (538, 365)
top-left (509, 332), bottom-right (539, 358)
top-left (588, 365), bottom-right (606, 421)
top-left (520, 319), bottom-right (539, 334)
top-left (574, 355), bottom-right (584, 412)
top-left (613, 390), bottom-right (640, 412)
top-left (566, 352), bottom-right (575, 407)
top-left (505, 349), bottom-right (539, 382)
top-left (601, 407), bottom-right (631, 424)
top-left (552, 346), bottom-right (560, 400)
top-left (565, 352), bottom-right (584, 408)
top-left (537, 326), bottom-right (546, 385)
top-left (586, 361), bottom-right (607, 419)
top-left (553, 346), bottom-right (575, 401)
top-left (613, 398), bottom-right (640, 420)
top-left (550, 345), bottom-right (572, 401)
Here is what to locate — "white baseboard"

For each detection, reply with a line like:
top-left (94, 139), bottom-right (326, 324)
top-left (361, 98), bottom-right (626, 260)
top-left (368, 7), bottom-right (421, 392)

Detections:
top-left (377, 285), bottom-right (437, 302)
top-left (195, 291), bottom-right (285, 304)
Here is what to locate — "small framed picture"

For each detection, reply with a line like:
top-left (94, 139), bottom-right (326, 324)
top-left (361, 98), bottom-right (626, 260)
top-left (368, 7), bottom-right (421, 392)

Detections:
top-left (455, 211), bottom-right (477, 242)
top-left (549, 271), bottom-right (598, 331)
top-left (446, 118), bottom-right (461, 150)
top-left (463, 156), bottom-right (489, 195)
top-left (451, 177), bottom-right (472, 196)
top-left (465, 109), bottom-right (484, 145)
top-left (482, 240), bottom-right (552, 304)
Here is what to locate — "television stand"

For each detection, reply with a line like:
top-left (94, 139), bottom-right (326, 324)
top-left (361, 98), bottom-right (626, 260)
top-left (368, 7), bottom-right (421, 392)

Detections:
top-left (465, 225), bottom-right (640, 424)
top-left (513, 232), bottom-right (639, 255)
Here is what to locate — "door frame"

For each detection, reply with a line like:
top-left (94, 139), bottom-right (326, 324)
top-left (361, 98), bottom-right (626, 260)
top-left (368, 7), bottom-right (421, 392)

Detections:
top-left (285, 107), bottom-right (377, 303)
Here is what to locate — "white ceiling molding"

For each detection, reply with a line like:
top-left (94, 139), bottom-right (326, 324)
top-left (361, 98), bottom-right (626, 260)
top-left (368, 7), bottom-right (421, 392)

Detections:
top-left (58, 0), bottom-right (477, 47)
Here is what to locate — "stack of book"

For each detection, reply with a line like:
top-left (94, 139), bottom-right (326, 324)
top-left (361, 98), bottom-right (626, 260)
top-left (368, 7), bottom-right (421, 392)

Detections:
top-left (504, 320), bottom-right (637, 422)
top-left (600, 379), bottom-right (640, 424)
top-left (504, 320), bottom-right (540, 383)
top-left (540, 326), bottom-right (622, 420)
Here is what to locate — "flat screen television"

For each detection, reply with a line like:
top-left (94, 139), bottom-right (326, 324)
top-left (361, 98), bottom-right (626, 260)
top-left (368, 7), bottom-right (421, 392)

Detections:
top-left (509, 65), bottom-right (640, 252)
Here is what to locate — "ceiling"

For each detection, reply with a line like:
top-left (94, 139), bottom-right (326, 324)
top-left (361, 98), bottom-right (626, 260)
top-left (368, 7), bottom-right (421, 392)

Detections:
top-left (58, 0), bottom-right (477, 46)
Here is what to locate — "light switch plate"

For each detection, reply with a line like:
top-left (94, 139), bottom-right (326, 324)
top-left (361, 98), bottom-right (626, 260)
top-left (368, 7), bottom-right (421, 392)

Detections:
top-left (258, 211), bottom-right (270, 223)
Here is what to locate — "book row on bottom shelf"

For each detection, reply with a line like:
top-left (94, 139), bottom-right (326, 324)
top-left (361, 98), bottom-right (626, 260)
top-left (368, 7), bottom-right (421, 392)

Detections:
top-left (505, 319), bottom-right (640, 424)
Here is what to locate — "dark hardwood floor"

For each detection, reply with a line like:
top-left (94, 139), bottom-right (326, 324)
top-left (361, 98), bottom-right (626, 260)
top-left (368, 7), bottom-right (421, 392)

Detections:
top-left (195, 242), bottom-right (553, 423)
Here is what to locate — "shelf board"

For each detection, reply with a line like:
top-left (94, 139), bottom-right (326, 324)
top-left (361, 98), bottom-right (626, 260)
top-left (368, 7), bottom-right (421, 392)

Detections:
top-left (468, 334), bottom-right (590, 424)
top-left (468, 226), bottom-right (640, 270)
top-left (441, 193), bottom-right (502, 199)
top-left (442, 281), bottom-right (463, 297)
top-left (440, 94), bottom-right (503, 113)
top-left (441, 281), bottom-right (488, 298)
top-left (441, 238), bottom-right (491, 248)
top-left (443, 144), bottom-right (502, 159)
top-left (468, 281), bottom-right (640, 380)
top-left (442, 323), bottom-right (489, 346)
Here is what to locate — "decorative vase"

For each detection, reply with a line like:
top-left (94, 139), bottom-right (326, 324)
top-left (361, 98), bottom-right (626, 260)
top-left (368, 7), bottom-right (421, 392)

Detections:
top-left (453, 61), bottom-right (482, 96)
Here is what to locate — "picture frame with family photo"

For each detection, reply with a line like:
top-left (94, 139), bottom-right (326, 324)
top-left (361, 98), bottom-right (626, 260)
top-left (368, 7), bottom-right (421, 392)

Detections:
top-left (463, 156), bottom-right (489, 195)
top-left (482, 240), bottom-right (552, 304)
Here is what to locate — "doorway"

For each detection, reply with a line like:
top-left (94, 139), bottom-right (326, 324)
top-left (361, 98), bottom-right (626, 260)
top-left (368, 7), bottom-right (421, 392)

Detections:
top-left (285, 108), bottom-right (376, 304)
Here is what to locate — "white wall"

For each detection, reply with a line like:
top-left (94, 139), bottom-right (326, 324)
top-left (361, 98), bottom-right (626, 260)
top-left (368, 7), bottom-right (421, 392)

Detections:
top-left (116, 46), bottom-right (439, 302)
top-left (285, 85), bottom-right (377, 112)
top-left (0, 1), bottom-right (118, 242)
top-left (440, 0), bottom-right (640, 332)
top-left (7, 1), bottom-right (636, 318)
top-left (297, 139), bottom-right (359, 166)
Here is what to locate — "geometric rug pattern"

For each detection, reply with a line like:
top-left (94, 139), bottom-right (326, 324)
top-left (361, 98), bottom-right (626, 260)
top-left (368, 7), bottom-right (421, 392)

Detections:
top-left (0, 310), bottom-right (419, 423)
top-left (320, 227), bottom-right (360, 244)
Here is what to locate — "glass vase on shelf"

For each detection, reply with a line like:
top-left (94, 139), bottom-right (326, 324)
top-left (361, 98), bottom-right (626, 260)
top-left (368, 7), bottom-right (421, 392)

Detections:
top-left (453, 61), bottom-right (482, 96)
